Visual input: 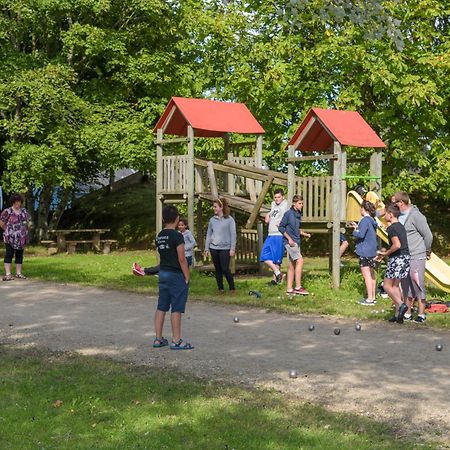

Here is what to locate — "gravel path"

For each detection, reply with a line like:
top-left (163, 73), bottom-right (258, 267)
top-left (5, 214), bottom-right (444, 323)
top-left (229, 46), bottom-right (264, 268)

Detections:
top-left (1, 280), bottom-right (449, 443)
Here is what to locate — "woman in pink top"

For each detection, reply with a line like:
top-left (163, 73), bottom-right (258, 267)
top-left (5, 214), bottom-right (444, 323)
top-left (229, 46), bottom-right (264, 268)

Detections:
top-left (0, 193), bottom-right (30, 281)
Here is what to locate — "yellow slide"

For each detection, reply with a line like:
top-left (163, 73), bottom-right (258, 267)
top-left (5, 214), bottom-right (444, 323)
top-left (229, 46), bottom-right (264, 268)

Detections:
top-left (346, 190), bottom-right (450, 293)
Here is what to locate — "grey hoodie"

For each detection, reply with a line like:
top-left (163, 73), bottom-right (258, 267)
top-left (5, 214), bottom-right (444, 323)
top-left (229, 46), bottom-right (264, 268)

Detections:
top-left (205, 215), bottom-right (237, 251)
top-left (402, 205), bottom-right (433, 259)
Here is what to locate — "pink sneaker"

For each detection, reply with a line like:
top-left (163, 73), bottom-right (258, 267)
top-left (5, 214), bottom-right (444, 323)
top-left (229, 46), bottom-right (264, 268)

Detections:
top-left (294, 287), bottom-right (309, 295)
top-left (132, 262), bottom-right (145, 276)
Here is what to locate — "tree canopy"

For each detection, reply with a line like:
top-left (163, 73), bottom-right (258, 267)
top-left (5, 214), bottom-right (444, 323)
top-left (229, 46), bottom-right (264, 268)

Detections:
top-left (0, 0), bottom-right (449, 237)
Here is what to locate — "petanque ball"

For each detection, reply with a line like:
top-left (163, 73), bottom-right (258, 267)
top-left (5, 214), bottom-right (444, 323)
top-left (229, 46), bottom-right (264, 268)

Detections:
top-left (436, 343), bottom-right (443, 352)
top-left (334, 328), bottom-right (341, 335)
top-left (355, 323), bottom-right (362, 331)
top-left (233, 316), bottom-right (239, 323)
top-left (288, 370), bottom-right (298, 378)
top-left (308, 324), bottom-right (315, 332)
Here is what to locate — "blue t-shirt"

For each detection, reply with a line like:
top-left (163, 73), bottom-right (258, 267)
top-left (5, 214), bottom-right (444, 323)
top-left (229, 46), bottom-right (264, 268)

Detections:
top-left (156, 229), bottom-right (184, 272)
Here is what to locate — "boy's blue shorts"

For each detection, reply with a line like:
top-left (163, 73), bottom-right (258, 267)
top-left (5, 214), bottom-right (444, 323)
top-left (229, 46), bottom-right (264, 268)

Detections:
top-left (157, 270), bottom-right (188, 313)
top-left (260, 235), bottom-right (284, 264)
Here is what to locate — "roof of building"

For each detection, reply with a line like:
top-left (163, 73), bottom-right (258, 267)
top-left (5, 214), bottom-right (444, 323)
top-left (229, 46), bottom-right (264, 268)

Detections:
top-left (288, 108), bottom-right (386, 151)
top-left (154, 97), bottom-right (265, 138)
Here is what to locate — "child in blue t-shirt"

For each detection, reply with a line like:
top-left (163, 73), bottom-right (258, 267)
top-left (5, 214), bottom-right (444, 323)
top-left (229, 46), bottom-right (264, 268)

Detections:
top-left (351, 200), bottom-right (378, 305)
top-left (153, 205), bottom-right (193, 350)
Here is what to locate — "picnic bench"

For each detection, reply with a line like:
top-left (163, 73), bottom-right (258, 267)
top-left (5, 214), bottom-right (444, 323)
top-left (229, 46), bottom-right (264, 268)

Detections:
top-left (41, 229), bottom-right (117, 254)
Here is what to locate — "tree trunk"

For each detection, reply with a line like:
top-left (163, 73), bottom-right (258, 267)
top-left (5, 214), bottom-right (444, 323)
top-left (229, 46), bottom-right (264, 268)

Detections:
top-left (48, 188), bottom-right (71, 232)
top-left (36, 185), bottom-right (53, 241)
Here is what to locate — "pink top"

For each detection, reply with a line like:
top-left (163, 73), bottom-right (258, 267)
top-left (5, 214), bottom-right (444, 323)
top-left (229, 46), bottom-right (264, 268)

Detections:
top-left (0, 207), bottom-right (30, 249)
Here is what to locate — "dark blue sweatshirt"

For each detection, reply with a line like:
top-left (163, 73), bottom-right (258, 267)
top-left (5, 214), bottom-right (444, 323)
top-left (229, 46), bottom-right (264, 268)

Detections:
top-left (352, 215), bottom-right (378, 257)
top-left (278, 207), bottom-right (302, 246)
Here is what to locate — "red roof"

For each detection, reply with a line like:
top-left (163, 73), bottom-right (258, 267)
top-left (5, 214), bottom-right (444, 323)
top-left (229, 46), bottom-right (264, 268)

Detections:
top-left (154, 97), bottom-right (265, 137)
top-left (288, 108), bottom-right (386, 151)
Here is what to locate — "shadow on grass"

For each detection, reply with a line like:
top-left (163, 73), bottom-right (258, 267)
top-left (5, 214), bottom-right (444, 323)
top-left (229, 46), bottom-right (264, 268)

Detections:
top-left (0, 346), bottom-right (433, 450)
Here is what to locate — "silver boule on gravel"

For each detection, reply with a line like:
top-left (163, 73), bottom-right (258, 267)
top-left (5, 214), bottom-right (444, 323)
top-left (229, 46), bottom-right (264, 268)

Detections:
top-left (308, 324), bottom-right (315, 331)
top-left (288, 370), bottom-right (298, 378)
top-left (233, 316), bottom-right (239, 323)
top-left (355, 323), bottom-right (362, 331)
top-left (435, 343), bottom-right (443, 352)
top-left (334, 328), bottom-right (341, 335)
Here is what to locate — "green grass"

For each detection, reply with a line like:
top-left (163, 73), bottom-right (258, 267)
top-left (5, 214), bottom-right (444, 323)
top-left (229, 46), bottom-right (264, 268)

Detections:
top-left (0, 345), bottom-right (436, 450)
top-left (23, 250), bottom-right (450, 329)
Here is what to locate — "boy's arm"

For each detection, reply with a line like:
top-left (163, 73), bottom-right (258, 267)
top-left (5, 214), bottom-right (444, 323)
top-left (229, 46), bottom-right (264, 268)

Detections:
top-left (177, 244), bottom-right (190, 283)
top-left (278, 211), bottom-right (295, 245)
top-left (204, 220), bottom-right (212, 254)
top-left (415, 214), bottom-right (433, 254)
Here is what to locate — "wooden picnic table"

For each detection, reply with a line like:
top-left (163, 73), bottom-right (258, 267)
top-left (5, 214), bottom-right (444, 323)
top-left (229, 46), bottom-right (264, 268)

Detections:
top-left (48, 229), bottom-right (111, 253)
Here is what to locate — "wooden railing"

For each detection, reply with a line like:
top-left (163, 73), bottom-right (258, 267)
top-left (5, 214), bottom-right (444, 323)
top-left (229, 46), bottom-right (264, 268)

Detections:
top-left (161, 155), bottom-right (188, 193)
top-left (295, 176), bottom-right (333, 221)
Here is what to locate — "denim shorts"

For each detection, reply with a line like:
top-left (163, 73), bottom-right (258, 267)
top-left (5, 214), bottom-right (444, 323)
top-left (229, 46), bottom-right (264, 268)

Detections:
top-left (157, 270), bottom-right (189, 313)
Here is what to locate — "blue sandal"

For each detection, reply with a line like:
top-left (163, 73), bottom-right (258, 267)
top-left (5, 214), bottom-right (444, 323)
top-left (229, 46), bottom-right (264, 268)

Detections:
top-left (170, 339), bottom-right (194, 350)
top-left (153, 337), bottom-right (169, 348)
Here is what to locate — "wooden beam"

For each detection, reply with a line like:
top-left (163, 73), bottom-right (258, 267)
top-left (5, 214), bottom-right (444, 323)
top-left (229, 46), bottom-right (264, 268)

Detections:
top-left (331, 140), bottom-right (342, 289)
top-left (245, 176), bottom-right (274, 229)
top-left (286, 154), bottom-right (337, 162)
top-left (155, 137), bottom-right (191, 145)
top-left (161, 105), bottom-right (176, 133)
top-left (287, 145), bottom-right (295, 204)
top-left (292, 116), bottom-right (316, 150)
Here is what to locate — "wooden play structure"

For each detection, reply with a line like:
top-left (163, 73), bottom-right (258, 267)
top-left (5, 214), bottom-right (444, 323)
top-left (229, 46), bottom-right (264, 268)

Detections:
top-left (153, 97), bottom-right (386, 288)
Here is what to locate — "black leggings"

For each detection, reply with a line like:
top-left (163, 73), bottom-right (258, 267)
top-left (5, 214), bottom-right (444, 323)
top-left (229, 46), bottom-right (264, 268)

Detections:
top-left (210, 248), bottom-right (235, 291)
top-left (4, 243), bottom-right (24, 264)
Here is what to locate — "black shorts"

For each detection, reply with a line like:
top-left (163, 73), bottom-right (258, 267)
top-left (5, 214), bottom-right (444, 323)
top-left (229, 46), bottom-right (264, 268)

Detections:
top-left (359, 256), bottom-right (377, 268)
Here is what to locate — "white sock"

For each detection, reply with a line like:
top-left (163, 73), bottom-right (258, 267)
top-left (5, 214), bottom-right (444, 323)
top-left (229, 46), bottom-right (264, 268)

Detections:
top-left (404, 313), bottom-right (412, 319)
top-left (274, 270), bottom-right (281, 276)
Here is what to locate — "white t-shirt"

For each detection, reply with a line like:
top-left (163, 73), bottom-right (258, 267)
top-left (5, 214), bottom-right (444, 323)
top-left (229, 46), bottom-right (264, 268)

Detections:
top-left (268, 199), bottom-right (289, 236)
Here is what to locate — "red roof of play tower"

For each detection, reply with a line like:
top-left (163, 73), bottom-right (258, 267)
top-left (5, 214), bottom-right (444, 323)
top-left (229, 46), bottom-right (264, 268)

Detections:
top-left (154, 97), bottom-right (265, 138)
top-left (288, 108), bottom-right (386, 151)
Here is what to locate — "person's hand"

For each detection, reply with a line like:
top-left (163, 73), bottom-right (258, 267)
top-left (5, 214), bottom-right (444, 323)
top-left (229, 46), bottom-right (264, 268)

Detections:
top-left (229, 249), bottom-right (235, 257)
top-left (350, 221), bottom-right (357, 229)
top-left (426, 251), bottom-right (432, 260)
top-left (204, 250), bottom-right (209, 257)
top-left (304, 232), bottom-right (311, 238)
top-left (185, 278), bottom-right (190, 284)
top-left (288, 239), bottom-right (296, 247)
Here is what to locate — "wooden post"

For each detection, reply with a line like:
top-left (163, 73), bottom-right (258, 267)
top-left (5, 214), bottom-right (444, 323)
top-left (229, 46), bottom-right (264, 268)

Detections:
top-left (287, 145), bottom-right (296, 203)
top-left (207, 161), bottom-right (219, 199)
top-left (331, 141), bottom-right (342, 289)
top-left (370, 149), bottom-right (382, 195)
top-left (224, 133), bottom-right (230, 193)
top-left (156, 129), bottom-right (163, 235)
top-left (340, 150), bottom-right (347, 221)
top-left (196, 198), bottom-right (204, 265)
top-left (187, 125), bottom-right (195, 233)
top-left (227, 152), bottom-right (235, 196)
top-left (255, 134), bottom-right (263, 192)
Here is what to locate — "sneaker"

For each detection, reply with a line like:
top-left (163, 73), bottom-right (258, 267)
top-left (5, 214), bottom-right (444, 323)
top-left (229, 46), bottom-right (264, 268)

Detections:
top-left (398, 303), bottom-right (408, 322)
top-left (358, 299), bottom-right (377, 306)
top-left (414, 315), bottom-right (426, 324)
top-left (294, 287), bottom-right (309, 295)
top-left (267, 280), bottom-right (277, 286)
top-left (132, 262), bottom-right (145, 276)
top-left (15, 274), bottom-right (27, 279)
top-left (388, 316), bottom-right (398, 323)
top-left (403, 314), bottom-right (413, 321)
top-left (275, 272), bottom-right (284, 284)
top-left (2, 274), bottom-right (14, 281)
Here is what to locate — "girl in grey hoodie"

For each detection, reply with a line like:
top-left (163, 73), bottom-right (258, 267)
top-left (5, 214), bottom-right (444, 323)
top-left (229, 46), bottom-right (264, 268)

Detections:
top-left (204, 198), bottom-right (237, 294)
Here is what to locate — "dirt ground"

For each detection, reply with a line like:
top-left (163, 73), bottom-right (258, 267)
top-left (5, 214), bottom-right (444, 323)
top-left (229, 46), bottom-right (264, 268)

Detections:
top-left (1, 280), bottom-right (449, 445)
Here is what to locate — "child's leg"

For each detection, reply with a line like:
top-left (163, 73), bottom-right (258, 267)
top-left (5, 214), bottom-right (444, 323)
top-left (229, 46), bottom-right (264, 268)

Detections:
top-left (384, 278), bottom-right (403, 311)
top-left (218, 249), bottom-right (235, 290)
top-left (369, 267), bottom-right (376, 300)
top-left (286, 259), bottom-right (295, 291)
top-left (171, 312), bottom-right (182, 342)
top-left (360, 265), bottom-right (375, 301)
top-left (210, 249), bottom-right (224, 290)
top-left (294, 257), bottom-right (304, 289)
top-left (154, 310), bottom-right (166, 338)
